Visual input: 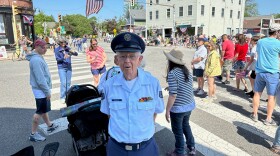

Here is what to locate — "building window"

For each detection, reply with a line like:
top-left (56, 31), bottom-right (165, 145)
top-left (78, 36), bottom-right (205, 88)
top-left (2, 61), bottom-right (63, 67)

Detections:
top-left (156, 0), bottom-right (159, 4)
top-left (231, 0), bottom-right (233, 3)
top-left (150, 11), bottom-right (152, 20)
top-left (167, 8), bottom-right (171, 18)
top-left (239, 0), bottom-right (241, 5)
top-left (221, 8), bottom-right (224, 17)
top-left (156, 10), bottom-right (159, 19)
top-left (188, 5), bottom-right (192, 16)
top-left (237, 11), bottom-right (240, 19)
top-left (179, 7), bottom-right (183, 17)
top-left (167, 0), bottom-right (170, 1)
top-left (212, 7), bottom-right (215, 17)
top-left (230, 10), bottom-right (233, 18)
top-left (201, 5), bottom-right (204, 16)
top-left (150, 0), bottom-right (152, 5)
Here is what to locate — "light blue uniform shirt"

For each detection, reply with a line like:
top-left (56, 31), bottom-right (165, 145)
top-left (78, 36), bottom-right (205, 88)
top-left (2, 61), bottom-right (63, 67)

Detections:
top-left (100, 68), bottom-right (164, 143)
top-left (256, 37), bottom-right (280, 74)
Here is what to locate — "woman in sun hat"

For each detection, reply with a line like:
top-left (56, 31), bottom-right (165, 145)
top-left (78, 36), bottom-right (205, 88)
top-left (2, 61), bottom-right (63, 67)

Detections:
top-left (163, 49), bottom-right (196, 156)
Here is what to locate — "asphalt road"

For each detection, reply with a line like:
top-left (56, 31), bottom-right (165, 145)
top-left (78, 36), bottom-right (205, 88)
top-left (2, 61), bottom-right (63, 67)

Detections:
top-left (0, 41), bottom-right (278, 156)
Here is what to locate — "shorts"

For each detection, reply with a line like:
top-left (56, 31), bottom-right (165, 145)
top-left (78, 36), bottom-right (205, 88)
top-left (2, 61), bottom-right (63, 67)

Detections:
top-left (250, 70), bottom-right (256, 79)
top-left (233, 60), bottom-right (246, 70)
top-left (91, 65), bottom-right (106, 75)
top-left (254, 73), bottom-right (280, 96)
top-left (194, 69), bottom-right (204, 77)
top-left (222, 59), bottom-right (232, 73)
top-left (35, 98), bottom-right (51, 114)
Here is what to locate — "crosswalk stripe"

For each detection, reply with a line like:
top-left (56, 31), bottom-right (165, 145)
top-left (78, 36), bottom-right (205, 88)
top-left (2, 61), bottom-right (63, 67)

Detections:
top-left (192, 84), bottom-right (277, 141)
top-left (51, 70), bottom-right (91, 79)
top-left (52, 75), bottom-right (93, 85)
top-left (51, 81), bottom-right (92, 95)
top-left (48, 61), bottom-right (89, 69)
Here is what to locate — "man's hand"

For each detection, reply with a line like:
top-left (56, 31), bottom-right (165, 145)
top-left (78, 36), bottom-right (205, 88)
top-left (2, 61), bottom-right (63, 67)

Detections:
top-left (46, 95), bottom-right (51, 100)
top-left (64, 54), bottom-right (70, 59)
top-left (165, 111), bottom-right (170, 123)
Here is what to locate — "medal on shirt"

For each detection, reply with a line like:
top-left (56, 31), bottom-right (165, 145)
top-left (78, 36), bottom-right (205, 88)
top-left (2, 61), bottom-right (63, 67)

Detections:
top-left (139, 97), bottom-right (153, 102)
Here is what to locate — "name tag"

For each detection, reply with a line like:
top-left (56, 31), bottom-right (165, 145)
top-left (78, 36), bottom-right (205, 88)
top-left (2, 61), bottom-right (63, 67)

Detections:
top-left (112, 99), bottom-right (122, 101)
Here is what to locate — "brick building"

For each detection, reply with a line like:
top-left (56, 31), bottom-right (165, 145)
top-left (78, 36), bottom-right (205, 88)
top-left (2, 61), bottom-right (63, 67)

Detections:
top-left (0, 0), bottom-right (35, 47)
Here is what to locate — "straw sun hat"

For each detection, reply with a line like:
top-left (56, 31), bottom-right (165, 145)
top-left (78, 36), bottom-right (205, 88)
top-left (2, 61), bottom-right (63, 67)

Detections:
top-left (163, 49), bottom-right (185, 65)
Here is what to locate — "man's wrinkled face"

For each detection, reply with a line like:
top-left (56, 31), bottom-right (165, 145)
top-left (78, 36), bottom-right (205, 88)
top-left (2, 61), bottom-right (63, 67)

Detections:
top-left (116, 52), bottom-right (143, 76)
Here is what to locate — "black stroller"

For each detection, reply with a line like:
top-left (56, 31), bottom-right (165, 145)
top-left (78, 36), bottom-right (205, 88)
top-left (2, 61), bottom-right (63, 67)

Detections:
top-left (63, 84), bottom-right (109, 156)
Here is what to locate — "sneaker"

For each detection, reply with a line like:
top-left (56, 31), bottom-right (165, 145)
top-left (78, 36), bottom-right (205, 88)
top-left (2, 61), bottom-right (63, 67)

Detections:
top-left (188, 147), bottom-right (196, 155)
top-left (202, 96), bottom-right (213, 103)
top-left (166, 150), bottom-right (186, 156)
top-left (47, 123), bottom-right (59, 133)
top-left (222, 80), bottom-right (230, 84)
top-left (29, 132), bottom-right (46, 142)
top-left (193, 88), bottom-right (200, 92)
top-left (263, 119), bottom-right (277, 126)
top-left (250, 113), bottom-right (258, 122)
top-left (243, 88), bottom-right (249, 92)
top-left (197, 89), bottom-right (205, 95)
top-left (212, 95), bottom-right (218, 100)
top-left (271, 145), bottom-right (280, 155)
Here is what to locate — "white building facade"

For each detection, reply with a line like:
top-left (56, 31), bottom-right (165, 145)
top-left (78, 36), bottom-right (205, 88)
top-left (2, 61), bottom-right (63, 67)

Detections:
top-left (146, 0), bottom-right (245, 38)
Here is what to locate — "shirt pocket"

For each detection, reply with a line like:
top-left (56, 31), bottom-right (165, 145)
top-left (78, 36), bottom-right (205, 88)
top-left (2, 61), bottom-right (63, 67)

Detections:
top-left (109, 101), bottom-right (127, 110)
top-left (136, 102), bottom-right (155, 111)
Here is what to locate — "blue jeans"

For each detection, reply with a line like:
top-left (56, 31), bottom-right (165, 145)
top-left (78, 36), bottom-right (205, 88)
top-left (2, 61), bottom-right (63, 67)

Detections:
top-left (170, 111), bottom-right (195, 154)
top-left (273, 126), bottom-right (280, 147)
top-left (58, 68), bottom-right (72, 99)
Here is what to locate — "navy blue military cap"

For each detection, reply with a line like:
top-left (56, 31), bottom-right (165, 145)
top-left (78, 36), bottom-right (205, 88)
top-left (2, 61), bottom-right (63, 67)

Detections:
top-left (111, 32), bottom-right (145, 53)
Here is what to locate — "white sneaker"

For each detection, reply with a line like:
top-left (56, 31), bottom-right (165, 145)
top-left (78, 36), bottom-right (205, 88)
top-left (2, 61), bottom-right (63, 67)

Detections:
top-left (193, 88), bottom-right (200, 92)
top-left (197, 89), bottom-right (205, 95)
top-left (202, 96), bottom-right (213, 103)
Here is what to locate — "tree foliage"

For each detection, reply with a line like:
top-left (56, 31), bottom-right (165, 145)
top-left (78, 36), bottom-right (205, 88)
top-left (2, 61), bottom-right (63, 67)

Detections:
top-left (34, 12), bottom-right (55, 35)
top-left (244, 0), bottom-right (259, 17)
top-left (274, 14), bottom-right (280, 19)
top-left (61, 14), bottom-right (93, 37)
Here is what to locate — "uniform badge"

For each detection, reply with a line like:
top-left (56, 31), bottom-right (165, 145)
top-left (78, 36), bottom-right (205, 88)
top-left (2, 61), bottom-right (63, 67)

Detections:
top-left (159, 91), bottom-right (163, 98)
top-left (124, 33), bottom-right (131, 41)
top-left (139, 97), bottom-right (153, 102)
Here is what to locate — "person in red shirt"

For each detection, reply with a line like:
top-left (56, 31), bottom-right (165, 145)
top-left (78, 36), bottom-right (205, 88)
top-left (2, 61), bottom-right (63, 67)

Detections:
top-left (233, 34), bottom-right (249, 91)
top-left (86, 38), bottom-right (107, 87)
top-left (221, 34), bottom-right (235, 84)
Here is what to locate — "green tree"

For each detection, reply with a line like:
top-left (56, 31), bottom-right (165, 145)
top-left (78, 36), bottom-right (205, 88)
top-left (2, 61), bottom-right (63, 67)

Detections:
top-left (274, 14), bottom-right (280, 19)
top-left (34, 12), bottom-right (55, 35)
top-left (61, 14), bottom-right (92, 37)
top-left (244, 0), bottom-right (259, 17)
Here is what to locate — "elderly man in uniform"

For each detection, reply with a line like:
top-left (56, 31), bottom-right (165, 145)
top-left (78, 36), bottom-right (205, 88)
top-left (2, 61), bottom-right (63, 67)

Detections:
top-left (100, 32), bottom-right (164, 156)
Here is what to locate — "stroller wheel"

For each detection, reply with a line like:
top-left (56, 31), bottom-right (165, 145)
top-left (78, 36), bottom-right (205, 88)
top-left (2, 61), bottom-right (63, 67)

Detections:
top-left (72, 138), bottom-right (80, 156)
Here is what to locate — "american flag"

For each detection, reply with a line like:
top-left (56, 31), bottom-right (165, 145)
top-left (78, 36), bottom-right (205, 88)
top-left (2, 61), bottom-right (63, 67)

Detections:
top-left (86, 0), bottom-right (104, 17)
top-left (180, 27), bottom-right (187, 33)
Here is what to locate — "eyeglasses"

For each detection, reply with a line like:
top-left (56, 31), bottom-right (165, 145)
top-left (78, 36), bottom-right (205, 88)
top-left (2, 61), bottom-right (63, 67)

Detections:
top-left (118, 54), bottom-right (139, 60)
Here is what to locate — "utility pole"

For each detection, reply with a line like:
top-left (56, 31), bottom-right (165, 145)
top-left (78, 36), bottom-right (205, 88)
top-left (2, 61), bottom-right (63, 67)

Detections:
top-left (12, 3), bottom-right (20, 56)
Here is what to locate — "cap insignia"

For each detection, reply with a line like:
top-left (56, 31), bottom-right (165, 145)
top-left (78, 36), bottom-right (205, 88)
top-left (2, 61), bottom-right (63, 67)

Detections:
top-left (124, 33), bottom-right (131, 41)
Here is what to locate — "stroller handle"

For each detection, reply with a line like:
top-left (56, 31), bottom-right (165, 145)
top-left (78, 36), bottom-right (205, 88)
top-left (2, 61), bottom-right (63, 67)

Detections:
top-left (78, 101), bottom-right (101, 112)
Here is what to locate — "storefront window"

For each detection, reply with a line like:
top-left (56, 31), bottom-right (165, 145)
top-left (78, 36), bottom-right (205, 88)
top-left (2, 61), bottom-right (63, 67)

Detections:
top-left (0, 14), bottom-right (8, 44)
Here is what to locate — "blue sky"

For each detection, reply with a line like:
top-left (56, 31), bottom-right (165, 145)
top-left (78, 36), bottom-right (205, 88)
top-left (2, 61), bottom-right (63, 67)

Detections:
top-left (33, 0), bottom-right (280, 21)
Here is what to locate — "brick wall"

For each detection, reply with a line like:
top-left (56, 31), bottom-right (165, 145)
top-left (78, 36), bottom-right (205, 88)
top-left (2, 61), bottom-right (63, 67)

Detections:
top-left (0, 0), bottom-right (33, 9)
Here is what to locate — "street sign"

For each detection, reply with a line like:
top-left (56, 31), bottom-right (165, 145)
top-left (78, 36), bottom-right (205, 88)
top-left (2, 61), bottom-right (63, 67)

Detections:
top-left (60, 26), bottom-right (66, 34)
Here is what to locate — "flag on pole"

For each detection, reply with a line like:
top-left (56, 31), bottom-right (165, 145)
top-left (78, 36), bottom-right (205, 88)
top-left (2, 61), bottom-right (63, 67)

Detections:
top-left (180, 27), bottom-right (187, 33)
top-left (86, 0), bottom-right (104, 17)
top-left (23, 15), bottom-right (34, 26)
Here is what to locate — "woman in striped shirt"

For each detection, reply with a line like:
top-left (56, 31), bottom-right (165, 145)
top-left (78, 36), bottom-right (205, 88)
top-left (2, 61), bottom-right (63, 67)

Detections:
top-left (164, 49), bottom-right (196, 156)
top-left (86, 38), bottom-right (107, 87)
